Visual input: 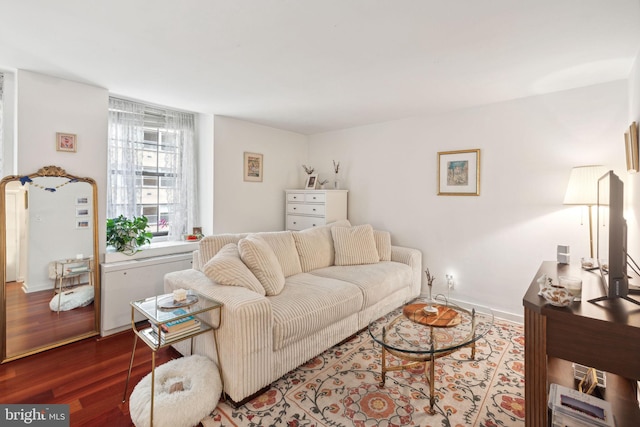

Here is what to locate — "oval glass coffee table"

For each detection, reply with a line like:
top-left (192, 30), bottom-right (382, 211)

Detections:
top-left (368, 297), bottom-right (494, 414)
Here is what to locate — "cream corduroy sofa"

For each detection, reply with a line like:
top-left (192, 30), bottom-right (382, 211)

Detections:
top-left (164, 221), bottom-right (422, 403)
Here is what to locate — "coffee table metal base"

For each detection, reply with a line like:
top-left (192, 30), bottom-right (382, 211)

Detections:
top-left (378, 330), bottom-right (477, 415)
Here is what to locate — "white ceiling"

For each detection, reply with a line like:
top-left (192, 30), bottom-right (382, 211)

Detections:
top-left (1, 0), bottom-right (639, 135)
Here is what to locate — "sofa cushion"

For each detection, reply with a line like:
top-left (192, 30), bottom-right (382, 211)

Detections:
top-left (198, 233), bottom-right (248, 267)
top-left (238, 234), bottom-right (286, 295)
top-left (311, 261), bottom-right (413, 309)
top-left (202, 244), bottom-right (266, 296)
top-left (270, 273), bottom-right (363, 350)
top-left (257, 231), bottom-right (303, 277)
top-left (331, 224), bottom-right (379, 266)
top-left (373, 230), bottom-right (392, 261)
top-left (293, 219), bottom-right (351, 272)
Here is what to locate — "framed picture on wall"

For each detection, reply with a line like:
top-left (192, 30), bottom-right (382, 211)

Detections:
top-left (437, 149), bottom-right (481, 196)
top-left (628, 122), bottom-right (639, 172)
top-left (243, 152), bottom-right (263, 182)
top-left (56, 132), bottom-right (77, 152)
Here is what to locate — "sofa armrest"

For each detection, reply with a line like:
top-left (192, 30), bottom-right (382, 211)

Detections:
top-left (391, 245), bottom-right (422, 297)
top-left (164, 269), bottom-right (274, 401)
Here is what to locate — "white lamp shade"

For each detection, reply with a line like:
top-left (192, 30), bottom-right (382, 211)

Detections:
top-left (563, 165), bottom-right (608, 206)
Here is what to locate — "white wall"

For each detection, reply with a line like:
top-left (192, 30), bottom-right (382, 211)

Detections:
top-left (197, 113), bottom-right (214, 235)
top-left (212, 116), bottom-right (307, 233)
top-left (17, 70), bottom-right (108, 251)
top-left (309, 81), bottom-right (628, 319)
top-left (627, 51), bottom-right (640, 261)
top-left (1, 70), bottom-right (16, 175)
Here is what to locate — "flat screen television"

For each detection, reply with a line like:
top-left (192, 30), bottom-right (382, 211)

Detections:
top-left (590, 170), bottom-right (640, 306)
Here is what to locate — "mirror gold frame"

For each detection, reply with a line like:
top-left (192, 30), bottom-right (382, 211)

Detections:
top-left (0, 165), bottom-right (100, 362)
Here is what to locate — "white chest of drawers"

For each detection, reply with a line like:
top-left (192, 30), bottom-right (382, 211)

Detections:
top-left (285, 189), bottom-right (348, 231)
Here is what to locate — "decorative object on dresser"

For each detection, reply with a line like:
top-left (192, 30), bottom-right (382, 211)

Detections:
top-left (437, 149), bottom-right (480, 196)
top-left (243, 152), bottom-right (263, 182)
top-left (285, 189), bottom-right (348, 231)
top-left (333, 160), bottom-right (341, 189)
top-left (304, 174), bottom-right (318, 189)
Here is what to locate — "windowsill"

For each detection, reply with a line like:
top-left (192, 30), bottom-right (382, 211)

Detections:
top-left (104, 240), bottom-right (199, 264)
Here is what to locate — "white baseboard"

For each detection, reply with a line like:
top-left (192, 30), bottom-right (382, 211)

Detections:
top-left (418, 293), bottom-right (523, 324)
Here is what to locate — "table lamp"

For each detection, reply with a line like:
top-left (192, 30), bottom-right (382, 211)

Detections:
top-left (563, 165), bottom-right (608, 258)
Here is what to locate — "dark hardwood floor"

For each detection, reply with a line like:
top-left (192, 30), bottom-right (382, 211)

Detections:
top-left (6, 281), bottom-right (95, 357)
top-left (0, 328), bottom-right (182, 426)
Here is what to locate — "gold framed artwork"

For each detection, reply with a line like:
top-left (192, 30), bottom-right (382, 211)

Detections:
top-left (243, 152), bottom-right (263, 182)
top-left (626, 122), bottom-right (639, 173)
top-left (437, 149), bottom-right (481, 196)
top-left (56, 132), bottom-right (77, 152)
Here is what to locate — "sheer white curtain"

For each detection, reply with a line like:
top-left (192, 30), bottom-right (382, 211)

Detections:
top-left (165, 109), bottom-right (197, 240)
top-left (107, 97), bottom-right (145, 220)
top-left (107, 97), bottom-right (197, 240)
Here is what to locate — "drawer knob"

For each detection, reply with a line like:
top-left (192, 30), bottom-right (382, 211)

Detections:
top-left (293, 207), bottom-right (297, 210)
top-left (312, 208), bottom-right (316, 211)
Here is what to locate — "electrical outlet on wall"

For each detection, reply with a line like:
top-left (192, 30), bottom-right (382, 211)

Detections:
top-left (446, 274), bottom-right (454, 290)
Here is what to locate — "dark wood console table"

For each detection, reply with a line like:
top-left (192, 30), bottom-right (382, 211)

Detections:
top-left (523, 261), bottom-right (640, 427)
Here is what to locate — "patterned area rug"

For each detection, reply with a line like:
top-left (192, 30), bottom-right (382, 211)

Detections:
top-left (201, 310), bottom-right (524, 427)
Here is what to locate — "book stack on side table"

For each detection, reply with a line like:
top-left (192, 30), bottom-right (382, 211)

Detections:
top-left (143, 308), bottom-right (201, 345)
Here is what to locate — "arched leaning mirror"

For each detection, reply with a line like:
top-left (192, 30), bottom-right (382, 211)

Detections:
top-left (0, 165), bottom-right (100, 362)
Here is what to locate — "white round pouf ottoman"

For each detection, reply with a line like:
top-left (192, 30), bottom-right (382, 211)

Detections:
top-left (129, 355), bottom-right (222, 427)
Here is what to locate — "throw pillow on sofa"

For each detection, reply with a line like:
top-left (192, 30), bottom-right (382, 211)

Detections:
top-left (238, 234), bottom-right (286, 295)
top-left (202, 243), bottom-right (266, 296)
top-left (332, 224), bottom-right (380, 266)
top-left (373, 229), bottom-right (392, 261)
top-left (292, 219), bottom-right (351, 272)
top-left (256, 231), bottom-right (303, 277)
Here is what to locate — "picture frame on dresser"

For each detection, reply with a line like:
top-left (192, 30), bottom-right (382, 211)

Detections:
top-left (305, 174), bottom-right (318, 189)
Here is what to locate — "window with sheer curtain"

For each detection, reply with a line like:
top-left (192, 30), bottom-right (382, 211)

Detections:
top-left (107, 97), bottom-right (198, 241)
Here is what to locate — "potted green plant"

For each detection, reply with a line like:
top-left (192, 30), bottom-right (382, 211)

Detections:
top-left (106, 215), bottom-right (153, 254)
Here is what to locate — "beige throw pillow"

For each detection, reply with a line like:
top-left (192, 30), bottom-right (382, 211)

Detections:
top-left (257, 231), bottom-right (302, 277)
top-left (292, 220), bottom-right (351, 272)
top-left (331, 224), bottom-right (380, 266)
top-left (202, 244), bottom-right (265, 295)
top-left (373, 230), bottom-right (392, 261)
top-left (238, 234), bottom-right (286, 295)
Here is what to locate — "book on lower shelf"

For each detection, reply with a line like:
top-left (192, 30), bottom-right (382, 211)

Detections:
top-left (142, 321), bottom-right (201, 344)
top-left (548, 383), bottom-right (614, 427)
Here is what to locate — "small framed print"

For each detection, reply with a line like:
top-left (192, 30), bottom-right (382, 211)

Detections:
top-left (438, 149), bottom-right (481, 196)
top-left (244, 152), bottom-right (263, 182)
top-left (627, 122), bottom-right (639, 172)
top-left (75, 207), bottom-right (90, 218)
top-left (56, 132), bottom-right (77, 152)
top-left (305, 174), bottom-right (318, 189)
top-left (76, 219), bottom-right (90, 229)
top-left (76, 196), bottom-right (89, 205)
